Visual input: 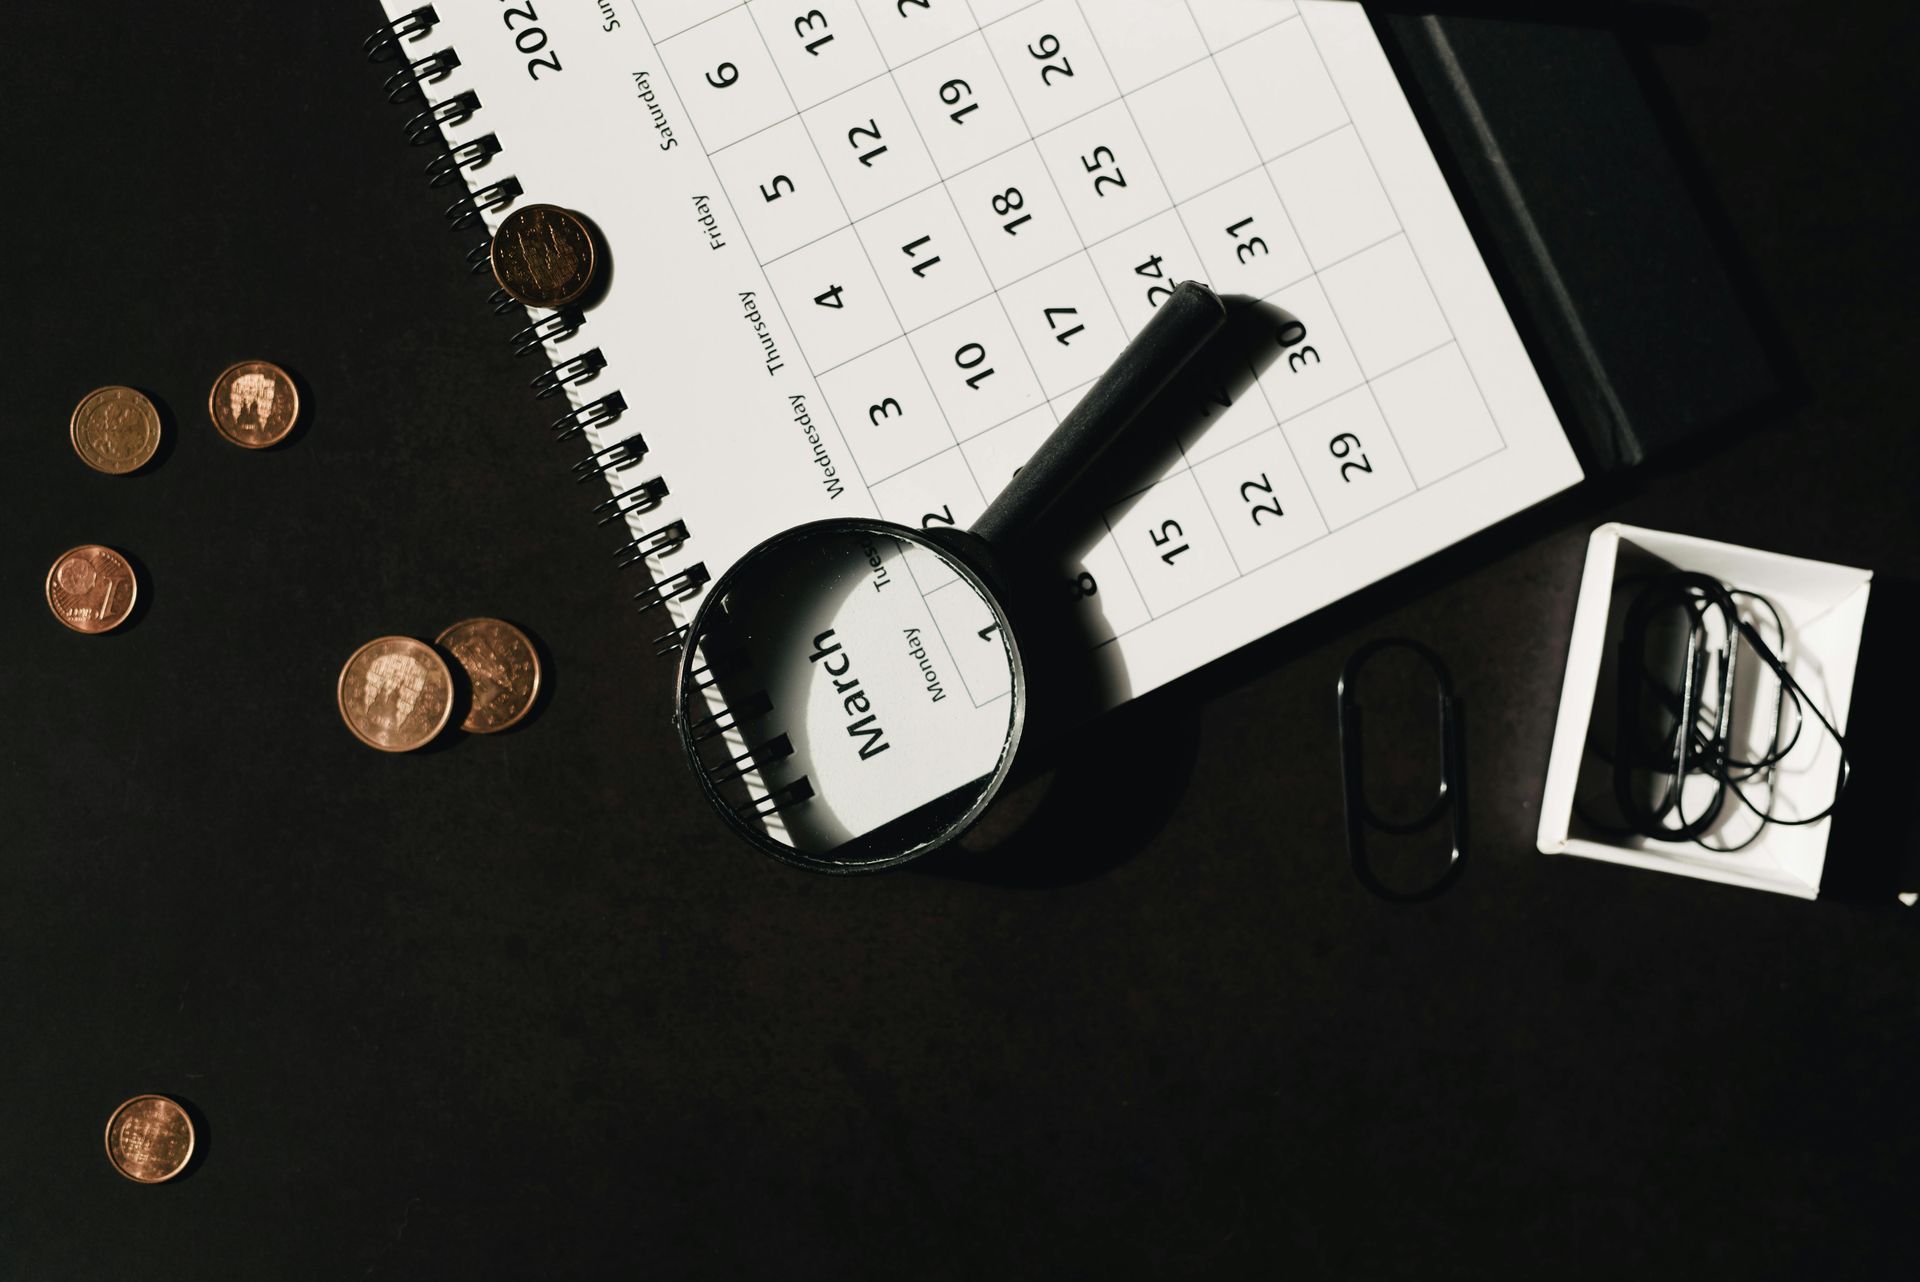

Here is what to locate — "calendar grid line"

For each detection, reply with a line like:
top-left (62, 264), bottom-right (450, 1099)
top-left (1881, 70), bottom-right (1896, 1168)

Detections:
top-left (640, 2), bottom-right (896, 516)
top-left (648, 1), bottom-right (746, 47)
top-left (1166, 0), bottom-right (1336, 544)
top-left (704, 7), bottom-right (1036, 154)
top-left (957, 0), bottom-right (1119, 328)
top-left (874, 4), bottom-right (1057, 424)
top-left (1235, 391), bottom-right (1332, 537)
top-left (1095, 500), bottom-right (1162, 630)
top-left (697, 7), bottom-right (1299, 169)
top-left (1092, 401), bottom-right (1530, 654)
top-left (1068, 0), bottom-right (1202, 487)
top-left (754, 117), bottom-right (1353, 285)
top-left (789, 211), bottom-right (1404, 388)
top-left (1189, 470), bottom-right (1247, 583)
top-left (919, 579), bottom-right (1013, 711)
top-left (955, 0), bottom-right (1187, 556)
top-left (1176, 364), bottom-right (1293, 579)
top-left (1193, 35), bottom-right (1426, 512)
top-left (640, 0), bottom-right (1560, 657)
top-left (838, 0), bottom-right (1015, 515)
top-left (1297, 259), bottom-right (1418, 496)
top-left (1290, 7), bottom-right (1509, 455)
top-left (838, 289), bottom-right (1464, 498)
top-left (742, 6), bottom-right (856, 231)
top-left (649, 0), bottom-right (1302, 78)
top-left (726, 5), bottom-right (878, 401)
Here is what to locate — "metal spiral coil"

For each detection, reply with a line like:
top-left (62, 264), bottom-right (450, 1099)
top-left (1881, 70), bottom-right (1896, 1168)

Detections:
top-left (705, 735), bottom-right (795, 784)
top-left (405, 90), bottom-right (480, 145)
top-left (368, 16), bottom-right (704, 654)
top-left (596, 478), bottom-right (670, 526)
top-left (614, 521), bottom-right (692, 568)
top-left (424, 134), bottom-right (500, 188)
top-left (510, 308), bottom-right (585, 356)
top-left (530, 349), bottom-right (606, 400)
top-left (553, 393), bottom-right (628, 444)
top-left (746, 778), bottom-right (816, 817)
top-left (633, 565), bottom-right (710, 614)
top-left (684, 690), bottom-right (772, 741)
top-left (445, 178), bottom-right (522, 230)
top-left (382, 48), bottom-right (459, 105)
top-left (364, 5), bottom-right (438, 62)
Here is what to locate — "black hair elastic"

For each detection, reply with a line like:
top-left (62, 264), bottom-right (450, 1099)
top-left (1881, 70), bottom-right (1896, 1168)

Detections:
top-left (1609, 572), bottom-right (1849, 852)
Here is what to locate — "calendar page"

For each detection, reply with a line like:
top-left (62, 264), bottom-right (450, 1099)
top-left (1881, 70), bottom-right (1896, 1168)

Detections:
top-left (391, 0), bottom-right (1580, 715)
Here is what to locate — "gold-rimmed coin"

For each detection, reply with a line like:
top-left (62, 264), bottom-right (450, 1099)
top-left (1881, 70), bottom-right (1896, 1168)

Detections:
top-left (435, 617), bottom-right (541, 734)
top-left (337, 635), bottom-right (455, 752)
top-left (490, 204), bottom-right (597, 309)
top-left (45, 545), bottom-right (138, 634)
top-left (209, 359), bottom-right (299, 449)
top-left (104, 1095), bottom-right (195, 1184)
top-left (70, 386), bottom-right (161, 474)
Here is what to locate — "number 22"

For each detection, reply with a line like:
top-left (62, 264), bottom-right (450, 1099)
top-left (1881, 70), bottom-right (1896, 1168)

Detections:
top-left (1240, 473), bottom-right (1284, 525)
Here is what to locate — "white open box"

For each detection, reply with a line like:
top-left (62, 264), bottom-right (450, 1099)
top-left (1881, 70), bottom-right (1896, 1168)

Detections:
top-left (1538, 523), bottom-right (1871, 898)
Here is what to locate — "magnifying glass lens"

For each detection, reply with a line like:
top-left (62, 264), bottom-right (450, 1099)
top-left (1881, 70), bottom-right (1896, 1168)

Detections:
top-left (677, 522), bottom-right (1020, 870)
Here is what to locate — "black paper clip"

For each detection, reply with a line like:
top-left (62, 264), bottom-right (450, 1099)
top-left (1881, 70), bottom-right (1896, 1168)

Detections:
top-left (1337, 638), bottom-right (1466, 903)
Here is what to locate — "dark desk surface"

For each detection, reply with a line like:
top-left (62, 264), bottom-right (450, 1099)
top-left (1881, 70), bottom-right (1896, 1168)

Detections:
top-left (4, 3), bottom-right (1915, 1278)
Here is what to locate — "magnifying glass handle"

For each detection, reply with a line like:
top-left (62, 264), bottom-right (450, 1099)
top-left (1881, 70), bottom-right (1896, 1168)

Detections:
top-left (970, 279), bottom-right (1226, 550)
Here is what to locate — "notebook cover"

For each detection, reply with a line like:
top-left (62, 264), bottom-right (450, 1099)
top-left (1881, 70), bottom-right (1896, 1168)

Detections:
top-left (1373, 12), bottom-right (1780, 471)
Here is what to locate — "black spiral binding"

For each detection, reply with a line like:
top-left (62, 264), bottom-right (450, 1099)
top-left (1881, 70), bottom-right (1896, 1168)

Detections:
top-left (404, 90), bottom-right (479, 145)
top-left (365, 4), bottom-right (705, 640)
top-left (424, 133), bottom-right (500, 188)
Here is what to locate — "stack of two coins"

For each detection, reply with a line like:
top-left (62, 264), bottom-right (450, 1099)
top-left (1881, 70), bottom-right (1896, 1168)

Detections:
top-left (337, 620), bottom-right (541, 752)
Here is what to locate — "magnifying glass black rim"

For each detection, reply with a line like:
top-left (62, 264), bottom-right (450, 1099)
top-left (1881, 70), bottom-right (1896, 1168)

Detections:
top-left (674, 516), bottom-right (1028, 874)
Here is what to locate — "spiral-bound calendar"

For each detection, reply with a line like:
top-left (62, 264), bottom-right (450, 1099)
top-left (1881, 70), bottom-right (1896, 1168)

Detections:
top-left (369, 0), bottom-right (1581, 709)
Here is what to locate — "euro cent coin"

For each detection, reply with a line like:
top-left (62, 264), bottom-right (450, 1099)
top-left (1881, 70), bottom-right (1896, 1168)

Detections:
top-left (337, 635), bottom-right (455, 752)
top-left (490, 204), bottom-right (597, 309)
top-left (45, 545), bottom-right (138, 634)
top-left (104, 1095), bottom-right (195, 1184)
top-left (70, 386), bottom-right (162, 474)
top-left (435, 617), bottom-right (541, 734)
top-left (208, 359), bottom-right (300, 448)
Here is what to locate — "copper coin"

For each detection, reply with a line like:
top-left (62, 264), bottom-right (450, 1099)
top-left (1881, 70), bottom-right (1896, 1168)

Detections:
top-left (45, 545), bottom-right (138, 634)
top-left (490, 204), bottom-right (597, 309)
top-left (435, 618), bottom-right (541, 733)
top-left (337, 635), bottom-right (455, 752)
top-left (70, 386), bottom-right (161, 474)
top-left (208, 359), bottom-right (299, 449)
top-left (104, 1095), bottom-right (195, 1184)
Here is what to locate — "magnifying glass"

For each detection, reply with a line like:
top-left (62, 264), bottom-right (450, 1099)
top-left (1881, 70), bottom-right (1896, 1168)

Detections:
top-left (675, 280), bottom-right (1227, 872)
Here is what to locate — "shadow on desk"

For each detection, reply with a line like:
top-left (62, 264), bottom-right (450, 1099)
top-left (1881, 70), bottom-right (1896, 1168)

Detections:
top-left (1820, 579), bottom-right (1920, 904)
top-left (924, 468), bottom-right (1624, 889)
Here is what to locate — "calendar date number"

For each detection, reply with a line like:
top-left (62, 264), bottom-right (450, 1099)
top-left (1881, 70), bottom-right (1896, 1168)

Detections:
top-left (1273, 316), bottom-right (1320, 373)
top-left (1082, 145), bottom-right (1128, 197)
top-left (1330, 431), bottom-right (1373, 482)
top-left (1029, 34), bottom-right (1074, 86)
top-left (499, 0), bottom-right (563, 79)
top-left (794, 9), bottom-right (834, 56)
top-left (1240, 473), bottom-right (1284, 524)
